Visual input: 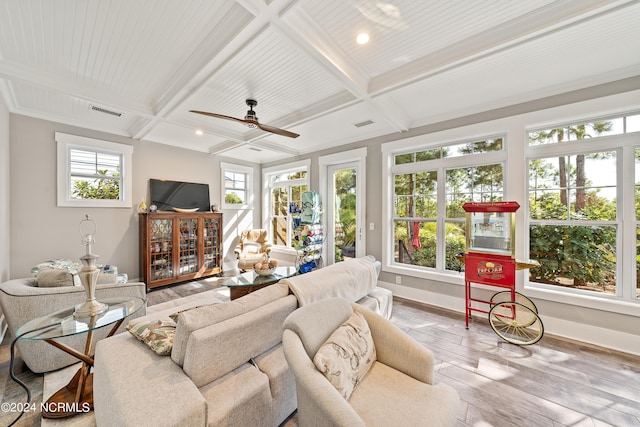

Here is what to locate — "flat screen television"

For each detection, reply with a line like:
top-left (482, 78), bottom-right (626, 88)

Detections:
top-left (150, 179), bottom-right (210, 212)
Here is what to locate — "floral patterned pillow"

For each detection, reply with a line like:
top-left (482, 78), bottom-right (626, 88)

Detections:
top-left (126, 319), bottom-right (176, 356)
top-left (313, 310), bottom-right (377, 400)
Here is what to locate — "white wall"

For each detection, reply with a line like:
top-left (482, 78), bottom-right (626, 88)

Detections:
top-left (0, 92), bottom-right (10, 340)
top-left (9, 114), bottom-right (260, 280)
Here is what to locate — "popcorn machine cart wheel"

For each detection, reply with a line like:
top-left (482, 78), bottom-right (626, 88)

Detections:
top-left (462, 201), bottom-right (544, 346)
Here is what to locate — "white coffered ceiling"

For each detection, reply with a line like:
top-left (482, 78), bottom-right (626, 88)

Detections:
top-left (1, 0), bottom-right (639, 164)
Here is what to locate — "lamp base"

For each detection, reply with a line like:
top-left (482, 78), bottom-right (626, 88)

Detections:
top-left (74, 299), bottom-right (108, 318)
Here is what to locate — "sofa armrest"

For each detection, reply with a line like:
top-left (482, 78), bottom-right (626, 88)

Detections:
top-left (95, 333), bottom-right (207, 427)
top-left (283, 329), bottom-right (365, 427)
top-left (354, 304), bottom-right (434, 385)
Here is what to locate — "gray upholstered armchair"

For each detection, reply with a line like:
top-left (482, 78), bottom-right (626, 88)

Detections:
top-left (283, 297), bottom-right (460, 427)
top-left (0, 278), bottom-right (146, 373)
top-left (234, 229), bottom-right (272, 270)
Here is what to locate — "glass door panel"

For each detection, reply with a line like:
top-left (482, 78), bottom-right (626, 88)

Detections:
top-left (330, 164), bottom-right (361, 263)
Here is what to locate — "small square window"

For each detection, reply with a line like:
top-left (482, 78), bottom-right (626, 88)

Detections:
top-left (221, 163), bottom-right (253, 209)
top-left (56, 132), bottom-right (133, 208)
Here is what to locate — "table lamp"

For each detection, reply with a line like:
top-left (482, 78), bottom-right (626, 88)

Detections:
top-left (74, 214), bottom-right (108, 318)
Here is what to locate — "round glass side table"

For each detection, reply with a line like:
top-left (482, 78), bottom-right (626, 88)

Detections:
top-left (16, 296), bottom-right (145, 419)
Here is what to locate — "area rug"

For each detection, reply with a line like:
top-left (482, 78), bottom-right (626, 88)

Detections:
top-left (42, 287), bottom-right (230, 426)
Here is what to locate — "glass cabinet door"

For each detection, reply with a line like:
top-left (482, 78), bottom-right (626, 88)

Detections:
top-left (150, 218), bottom-right (173, 280)
top-left (179, 218), bottom-right (198, 275)
top-left (203, 217), bottom-right (220, 270)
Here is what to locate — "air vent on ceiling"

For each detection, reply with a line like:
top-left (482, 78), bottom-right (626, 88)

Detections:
top-left (354, 120), bottom-right (374, 128)
top-left (249, 147), bottom-right (262, 152)
top-left (89, 104), bottom-right (122, 117)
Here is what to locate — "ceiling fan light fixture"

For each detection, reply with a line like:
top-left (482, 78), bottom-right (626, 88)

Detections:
top-left (189, 98), bottom-right (300, 138)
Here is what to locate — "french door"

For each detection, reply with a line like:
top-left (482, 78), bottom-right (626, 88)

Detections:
top-left (320, 148), bottom-right (366, 266)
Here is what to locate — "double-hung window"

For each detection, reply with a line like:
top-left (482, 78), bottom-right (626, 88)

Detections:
top-left (221, 163), bottom-right (253, 209)
top-left (262, 160), bottom-right (310, 249)
top-left (385, 137), bottom-right (505, 276)
top-left (56, 132), bottom-right (133, 207)
top-left (526, 113), bottom-right (640, 300)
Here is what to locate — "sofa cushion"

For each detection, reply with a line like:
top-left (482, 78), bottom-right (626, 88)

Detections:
top-left (94, 332), bottom-right (207, 427)
top-left (96, 272), bottom-right (118, 285)
top-left (282, 257), bottom-right (378, 307)
top-left (349, 362), bottom-right (461, 427)
top-left (126, 318), bottom-right (176, 356)
top-left (199, 363), bottom-right (272, 427)
top-left (253, 344), bottom-right (297, 426)
top-left (182, 294), bottom-right (297, 387)
top-left (313, 310), bottom-right (377, 400)
top-left (36, 268), bottom-right (76, 287)
top-left (172, 281), bottom-right (290, 366)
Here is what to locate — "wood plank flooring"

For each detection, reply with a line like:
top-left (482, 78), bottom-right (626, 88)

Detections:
top-left (393, 298), bottom-right (640, 426)
top-left (1, 280), bottom-right (639, 426)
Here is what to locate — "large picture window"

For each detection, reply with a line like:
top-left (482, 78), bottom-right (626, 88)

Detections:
top-left (263, 161), bottom-right (310, 249)
top-left (56, 132), bottom-right (133, 208)
top-left (527, 113), bottom-right (640, 300)
top-left (388, 137), bottom-right (505, 275)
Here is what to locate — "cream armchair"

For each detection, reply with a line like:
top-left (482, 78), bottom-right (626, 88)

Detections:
top-left (234, 229), bottom-right (272, 270)
top-left (0, 278), bottom-right (146, 373)
top-left (283, 297), bottom-right (460, 427)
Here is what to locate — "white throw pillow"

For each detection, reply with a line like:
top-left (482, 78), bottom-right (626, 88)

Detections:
top-left (313, 311), bottom-right (376, 400)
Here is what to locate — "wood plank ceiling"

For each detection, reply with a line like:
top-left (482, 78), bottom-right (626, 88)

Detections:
top-left (0, 0), bottom-right (639, 163)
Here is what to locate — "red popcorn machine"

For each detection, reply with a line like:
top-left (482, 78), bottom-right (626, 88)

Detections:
top-left (462, 201), bottom-right (544, 345)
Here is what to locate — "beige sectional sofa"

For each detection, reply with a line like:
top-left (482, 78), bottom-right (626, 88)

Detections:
top-left (94, 256), bottom-right (392, 427)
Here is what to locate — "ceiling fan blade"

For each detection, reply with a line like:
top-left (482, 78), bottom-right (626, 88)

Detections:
top-left (189, 110), bottom-right (248, 125)
top-left (255, 122), bottom-right (300, 138)
top-left (190, 108), bottom-right (299, 138)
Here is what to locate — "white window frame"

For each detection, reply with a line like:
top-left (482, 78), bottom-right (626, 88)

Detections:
top-left (221, 162), bottom-right (253, 210)
top-left (525, 121), bottom-right (639, 304)
top-left (262, 159), bottom-right (310, 251)
top-left (382, 133), bottom-right (507, 284)
top-left (56, 132), bottom-right (133, 208)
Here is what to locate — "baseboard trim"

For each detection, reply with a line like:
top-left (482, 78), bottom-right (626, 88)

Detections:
top-left (379, 281), bottom-right (640, 356)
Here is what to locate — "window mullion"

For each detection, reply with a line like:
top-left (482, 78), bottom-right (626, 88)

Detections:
top-left (436, 166), bottom-right (446, 271)
top-left (621, 145), bottom-right (636, 299)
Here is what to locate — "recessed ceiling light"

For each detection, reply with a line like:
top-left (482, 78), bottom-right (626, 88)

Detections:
top-left (195, 129), bottom-right (203, 136)
top-left (356, 33), bottom-right (369, 45)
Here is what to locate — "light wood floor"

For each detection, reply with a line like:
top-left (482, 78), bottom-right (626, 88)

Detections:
top-left (2, 280), bottom-right (639, 426)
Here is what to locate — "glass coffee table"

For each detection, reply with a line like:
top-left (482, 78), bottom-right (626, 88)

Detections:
top-left (16, 297), bottom-right (145, 418)
top-left (222, 266), bottom-right (298, 300)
